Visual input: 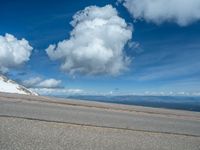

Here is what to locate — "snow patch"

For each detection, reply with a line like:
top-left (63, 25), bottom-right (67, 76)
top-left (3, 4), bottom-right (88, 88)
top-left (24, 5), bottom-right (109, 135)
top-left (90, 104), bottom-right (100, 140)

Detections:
top-left (0, 75), bottom-right (38, 95)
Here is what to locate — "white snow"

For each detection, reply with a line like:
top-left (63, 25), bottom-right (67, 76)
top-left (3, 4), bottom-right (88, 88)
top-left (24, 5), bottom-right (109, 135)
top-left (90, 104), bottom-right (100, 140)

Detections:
top-left (0, 75), bottom-right (38, 95)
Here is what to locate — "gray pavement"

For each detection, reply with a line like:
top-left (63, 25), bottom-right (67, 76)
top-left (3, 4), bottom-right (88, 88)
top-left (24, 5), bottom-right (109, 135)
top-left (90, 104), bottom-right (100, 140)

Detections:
top-left (0, 93), bottom-right (200, 150)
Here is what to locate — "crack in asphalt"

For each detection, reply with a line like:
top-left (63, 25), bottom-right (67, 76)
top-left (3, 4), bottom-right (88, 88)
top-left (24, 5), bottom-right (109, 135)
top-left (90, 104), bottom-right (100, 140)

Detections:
top-left (0, 115), bottom-right (199, 138)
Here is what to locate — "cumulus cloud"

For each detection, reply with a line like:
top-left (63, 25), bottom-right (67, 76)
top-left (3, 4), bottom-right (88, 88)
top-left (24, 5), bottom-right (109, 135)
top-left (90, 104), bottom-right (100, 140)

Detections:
top-left (46, 5), bottom-right (132, 76)
top-left (119, 0), bottom-right (200, 26)
top-left (23, 77), bottom-right (61, 88)
top-left (0, 33), bottom-right (33, 73)
top-left (22, 77), bottom-right (85, 96)
top-left (37, 79), bottom-right (61, 88)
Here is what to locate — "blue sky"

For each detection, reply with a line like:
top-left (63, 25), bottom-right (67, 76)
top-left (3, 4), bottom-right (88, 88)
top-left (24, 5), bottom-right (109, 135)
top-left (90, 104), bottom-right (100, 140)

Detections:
top-left (1, 0), bottom-right (200, 96)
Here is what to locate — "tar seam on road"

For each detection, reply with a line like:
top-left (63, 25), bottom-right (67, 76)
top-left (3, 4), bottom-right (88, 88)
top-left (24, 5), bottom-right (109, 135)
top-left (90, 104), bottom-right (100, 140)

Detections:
top-left (0, 95), bottom-right (200, 120)
top-left (0, 115), bottom-right (199, 138)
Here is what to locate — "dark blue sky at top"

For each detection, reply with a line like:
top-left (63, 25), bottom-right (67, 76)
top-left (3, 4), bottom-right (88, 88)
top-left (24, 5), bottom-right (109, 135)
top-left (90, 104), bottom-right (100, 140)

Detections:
top-left (1, 0), bottom-right (200, 95)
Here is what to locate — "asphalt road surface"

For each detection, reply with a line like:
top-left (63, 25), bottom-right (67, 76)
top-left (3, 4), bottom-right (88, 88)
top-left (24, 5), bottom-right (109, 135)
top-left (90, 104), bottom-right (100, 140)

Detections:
top-left (0, 92), bottom-right (200, 150)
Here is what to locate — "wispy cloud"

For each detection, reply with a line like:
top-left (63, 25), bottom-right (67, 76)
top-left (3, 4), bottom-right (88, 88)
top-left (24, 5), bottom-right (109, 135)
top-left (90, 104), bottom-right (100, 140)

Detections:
top-left (22, 77), bottom-right (61, 88)
top-left (131, 43), bottom-right (200, 81)
top-left (31, 88), bottom-right (84, 96)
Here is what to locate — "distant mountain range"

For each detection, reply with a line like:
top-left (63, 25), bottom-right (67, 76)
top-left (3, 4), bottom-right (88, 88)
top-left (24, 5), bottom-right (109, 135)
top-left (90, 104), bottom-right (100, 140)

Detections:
top-left (0, 74), bottom-right (38, 95)
top-left (66, 95), bottom-right (200, 112)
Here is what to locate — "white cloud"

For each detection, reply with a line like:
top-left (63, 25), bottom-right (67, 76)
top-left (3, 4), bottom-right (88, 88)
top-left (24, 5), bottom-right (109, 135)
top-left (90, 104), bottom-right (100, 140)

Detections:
top-left (0, 33), bottom-right (33, 73)
top-left (120, 0), bottom-right (200, 26)
top-left (46, 5), bottom-right (132, 76)
top-left (31, 88), bottom-right (84, 96)
top-left (23, 77), bottom-right (85, 96)
top-left (37, 79), bottom-right (61, 88)
top-left (23, 77), bottom-right (42, 88)
top-left (23, 77), bottom-right (61, 88)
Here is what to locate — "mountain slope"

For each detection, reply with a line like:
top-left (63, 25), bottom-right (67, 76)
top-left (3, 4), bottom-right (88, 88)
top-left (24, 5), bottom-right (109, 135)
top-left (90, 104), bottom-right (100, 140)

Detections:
top-left (0, 75), bottom-right (38, 95)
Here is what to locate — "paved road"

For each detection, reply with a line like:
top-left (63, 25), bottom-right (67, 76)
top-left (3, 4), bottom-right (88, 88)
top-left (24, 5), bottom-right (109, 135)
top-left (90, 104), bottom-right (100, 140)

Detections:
top-left (0, 93), bottom-right (200, 150)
